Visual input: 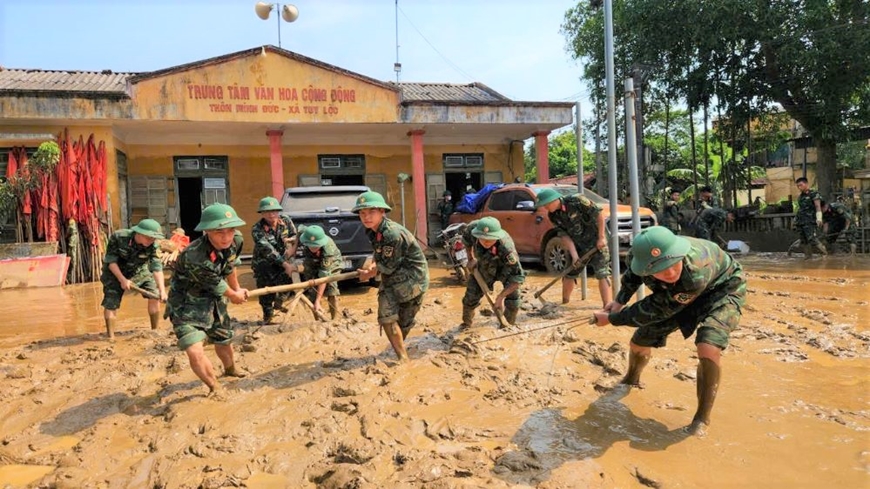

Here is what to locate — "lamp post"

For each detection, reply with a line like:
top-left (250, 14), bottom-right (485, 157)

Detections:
top-left (255, 2), bottom-right (299, 48)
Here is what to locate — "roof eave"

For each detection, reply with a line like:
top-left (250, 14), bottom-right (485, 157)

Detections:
top-left (0, 89), bottom-right (130, 100)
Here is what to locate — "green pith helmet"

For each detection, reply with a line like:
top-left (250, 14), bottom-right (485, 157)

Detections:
top-left (471, 216), bottom-right (507, 240)
top-left (351, 191), bottom-right (391, 213)
top-left (131, 218), bottom-right (165, 239)
top-left (257, 196), bottom-right (283, 213)
top-left (443, 190), bottom-right (452, 197)
top-left (300, 225), bottom-right (329, 248)
top-left (195, 204), bottom-right (247, 231)
top-left (535, 188), bottom-right (562, 208)
top-left (629, 226), bottom-right (691, 276)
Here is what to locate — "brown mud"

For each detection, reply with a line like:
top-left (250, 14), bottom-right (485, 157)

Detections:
top-left (0, 253), bottom-right (868, 488)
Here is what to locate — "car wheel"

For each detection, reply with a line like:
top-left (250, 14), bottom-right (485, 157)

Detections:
top-left (543, 236), bottom-right (570, 273)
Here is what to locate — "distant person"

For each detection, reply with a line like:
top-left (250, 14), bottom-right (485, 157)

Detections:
top-left (694, 207), bottom-right (735, 247)
top-left (662, 188), bottom-right (684, 234)
top-left (460, 217), bottom-right (525, 328)
top-left (251, 196), bottom-right (298, 324)
top-left (100, 218), bottom-right (167, 339)
top-left (436, 190), bottom-right (454, 230)
top-left (794, 177), bottom-right (826, 258)
top-left (593, 226), bottom-right (746, 436)
top-left (354, 191), bottom-right (429, 363)
top-left (166, 204), bottom-right (249, 396)
top-left (822, 200), bottom-right (858, 255)
top-left (698, 185), bottom-right (715, 211)
top-left (296, 225), bottom-right (343, 319)
top-left (535, 188), bottom-right (612, 307)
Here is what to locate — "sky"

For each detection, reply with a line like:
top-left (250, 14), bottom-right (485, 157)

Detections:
top-left (0, 0), bottom-right (591, 122)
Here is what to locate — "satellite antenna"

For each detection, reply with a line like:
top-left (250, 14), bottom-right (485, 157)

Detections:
top-left (255, 2), bottom-right (299, 48)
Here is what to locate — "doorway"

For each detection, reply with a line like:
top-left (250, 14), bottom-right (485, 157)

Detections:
top-left (177, 177), bottom-right (203, 239)
top-left (445, 171), bottom-right (483, 201)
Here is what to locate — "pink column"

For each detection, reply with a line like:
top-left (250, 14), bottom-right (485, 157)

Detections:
top-left (266, 129), bottom-right (285, 199)
top-left (534, 130), bottom-right (550, 183)
top-left (408, 130), bottom-right (427, 243)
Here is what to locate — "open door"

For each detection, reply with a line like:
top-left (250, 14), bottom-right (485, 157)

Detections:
top-left (426, 173), bottom-right (446, 244)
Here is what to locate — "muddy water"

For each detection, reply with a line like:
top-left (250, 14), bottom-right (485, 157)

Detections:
top-left (0, 254), bottom-right (867, 488)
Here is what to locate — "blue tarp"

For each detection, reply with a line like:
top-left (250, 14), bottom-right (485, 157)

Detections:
top-left (455, 184), bottom-right (502, 213)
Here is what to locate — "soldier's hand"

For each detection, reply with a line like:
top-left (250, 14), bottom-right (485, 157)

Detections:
top-left (603, 301), bottom-right (623, 313)
top-left (596, 237), bottom-right (607, 251)
top-left (358, 266), bottom-right (376, 281)
top-left (229, 289), bottom-right (248, 304)
top-left (571, 258), bottom-right (583, 270)
top-left (592, 310), bottom-right (611, 327)
top-left (467, 259), bottom-right (477, 271)
top-left (282, 261), bottom-right (296, 276)
top-left (121, 278), bottom-right (132, 291)
top-left (159, 290), bottom-right (168, 302)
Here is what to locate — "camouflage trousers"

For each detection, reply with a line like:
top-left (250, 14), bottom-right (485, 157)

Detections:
top-left (253, 266), bottom-right (292, 317)
top-left (462, 269), bottom-right (521, 311)
top-left (100, 268), bottom-right (157, 310)
top-left (826, 224), bottom-right (859, 247)
top-left (377, 288), bottom-right (424, 334)
top-left (167, 295), bottom-right (234, 351)
top-left (796, 222), bottom-right (822, 246)
top-left (630, 275), bottom-right (746, 350)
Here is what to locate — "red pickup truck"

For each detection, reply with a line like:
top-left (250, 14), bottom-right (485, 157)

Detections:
top-left (448, 183), bottom-right (657, 272)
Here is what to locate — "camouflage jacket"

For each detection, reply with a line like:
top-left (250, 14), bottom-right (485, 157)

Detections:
top-left (796, 189), bottom-right (822, 224)
top-left (437, 200), bottom-right (454, 223)
top-left (609, 237), bottom-right (744, 328)
top-left (251, 215), bottom-right (297, 271)
top-left (548, 194), bottom-right (603, 245)
top-left (823, 202), bottom-right (852, 228)
top-left (301, 239), bottom-right (343, 279)
top-left (662, 200), bottom-right (682, 231)
top-left (472, 233), bottom-right (525, 285)
top-left (103, 229), bottom-right (162, 277)
top-left (366, 217), bottom-right (429, 302)
top-left (698, 207), bottom-right (727, 232)
top-left (168, 232), bottom-right (243, 302)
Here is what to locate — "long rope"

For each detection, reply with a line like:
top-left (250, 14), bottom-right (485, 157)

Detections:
top-left (471, 315), bottom-right (595, 345)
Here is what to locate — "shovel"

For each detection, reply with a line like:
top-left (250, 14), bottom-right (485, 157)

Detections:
top-left (130, 283), bottom-right (165, 303)
top-left (533, 247), bottom-right (598, 305)
top-left (472, 268), bottom-right (510, 329)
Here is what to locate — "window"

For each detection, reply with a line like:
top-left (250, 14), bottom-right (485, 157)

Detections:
top-left (174, 156), bottom-right (228, 174)
top-left (0, 147), bottom-right (37, 182)
top-left (488, 191), bottom-right (527, 211)
top-left (318, 155), bottom-right (366, 174)
top-left (442, 153), bottom-right (484, 169)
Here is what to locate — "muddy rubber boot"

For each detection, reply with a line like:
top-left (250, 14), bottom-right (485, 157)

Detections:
top-left (328, 296), bottom-right (339, 320)
top-left (803, 244), bottom-right (814, 260)
top-left (817, 242), bottom-right (827, 256)
top-left (689, 358), bottom-right (721, 436)
top-left (620, 349), bottom-right (651, 386)
top-left (149, 312), bottom-right (160, 330)
top-left (105, 318), bottom-right (116, 340)
top-left (461, 305), bottom-right (476, 328)
top-left (503, 306), bottom-right (519, 326)
top-left (850, 243), bottom-right (857, 256)
top-left (262, 309), bottom-right (274, 325)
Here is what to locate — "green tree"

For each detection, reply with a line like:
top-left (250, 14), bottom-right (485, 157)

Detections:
top-left (562, 0), bottom-right (870, 200)
top-left (524, 128), bottom-right (595, 183)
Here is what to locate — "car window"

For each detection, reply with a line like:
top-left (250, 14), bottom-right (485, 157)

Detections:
top-left (283, 192), bottom-right (359, 212)
top-left (533, 186), bottom-right (609, 205)
top-left (488, 191), bottom-right (516, 211)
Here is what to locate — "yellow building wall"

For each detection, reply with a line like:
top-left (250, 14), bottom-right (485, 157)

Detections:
top-left (123, 141), bottom-right (516, 253)
top-left (130, 52), bottom-right (400, 124)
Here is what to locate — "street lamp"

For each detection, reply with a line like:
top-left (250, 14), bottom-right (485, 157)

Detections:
top-left (255, 2), bottom-right (299, 48)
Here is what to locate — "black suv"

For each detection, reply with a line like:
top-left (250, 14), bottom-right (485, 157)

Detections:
top-left (280, 185), bottom-right (372, 272)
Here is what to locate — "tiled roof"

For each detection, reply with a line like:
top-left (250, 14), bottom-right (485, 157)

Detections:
top-left (0, 68), bottom-right (132, 94)
top-left (397, 82), bottom-right (510, 103)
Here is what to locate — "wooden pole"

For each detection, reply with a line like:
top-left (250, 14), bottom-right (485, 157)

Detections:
top-left (246, 271), bottom-right (361, 299)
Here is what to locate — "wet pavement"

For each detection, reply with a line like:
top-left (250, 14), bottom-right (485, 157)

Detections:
top-left (0, 253), bottom-right (868, 488)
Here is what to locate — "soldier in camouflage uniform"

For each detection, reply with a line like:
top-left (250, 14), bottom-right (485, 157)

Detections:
top-left (535, 188), bottom-right (612, 307)
top-left (794, 177), bottom-right (827, 258)
top-left (662, 189), bottom-right (684, 234)
top-left (354, 191), bottom-right (429, 363)
top-left (251, 196), bottom-right (298, 324)
top-left (166, 204), bottom-right (249, 396)
top-left (294, 225), bottom-right (344, 319)
top-left (101, 218), bottom-right (167, 339)
top-left (459, 217), bottom-right (525, 327)
top-left (822, 200), bottom-right (858, 255)
top-left (593, 226), bottom-right (746, 436)
top-left (694, 207), bottom-right (735, 246)
top-left (436, 190), bottom-right (454, 231)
